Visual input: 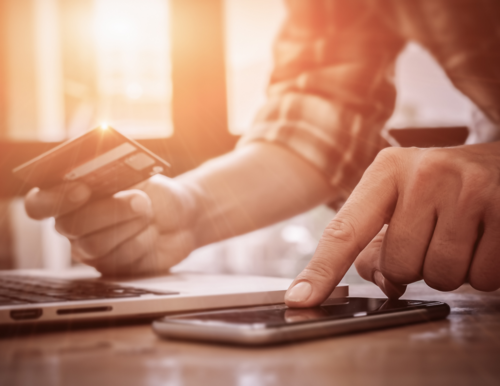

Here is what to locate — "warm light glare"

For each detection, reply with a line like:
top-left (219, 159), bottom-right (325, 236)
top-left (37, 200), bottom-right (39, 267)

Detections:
top-left (92, 0), bottom-right (173, 138)
top-left (100, 123), bottom-right (109, 130)
top-left (224, 0), bottom-right (285, 134)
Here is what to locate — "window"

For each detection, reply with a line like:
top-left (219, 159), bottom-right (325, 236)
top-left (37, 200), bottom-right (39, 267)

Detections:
top-left (93, 0), bottom-right (173, 138)
top-left (224, 0), bottom-right (285, 134)
top-left (2, 0), bottom-right (174, 142)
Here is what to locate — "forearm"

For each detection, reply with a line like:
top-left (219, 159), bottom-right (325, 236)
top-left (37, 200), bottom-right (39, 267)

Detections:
top-left (176, 142), bottom-right (336, 248)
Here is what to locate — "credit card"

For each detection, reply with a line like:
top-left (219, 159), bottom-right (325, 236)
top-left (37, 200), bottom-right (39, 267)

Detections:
top-left (12, 126), bottom-right (170, 198)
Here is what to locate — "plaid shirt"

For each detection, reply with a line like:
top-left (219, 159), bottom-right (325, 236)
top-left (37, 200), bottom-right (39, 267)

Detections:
top-left (239, 0), bottom-right (500, 209)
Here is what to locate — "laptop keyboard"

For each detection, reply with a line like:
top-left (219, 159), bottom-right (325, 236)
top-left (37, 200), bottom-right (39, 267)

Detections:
top-left (0, 275), bottom-right (179, 306)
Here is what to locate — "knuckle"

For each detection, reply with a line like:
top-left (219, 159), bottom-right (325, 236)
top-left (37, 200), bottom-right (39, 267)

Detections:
top-left (459, 163), bottom-right (494, 205)
top-left (411, 148), bottom-right (494, 205)
top-left (375, 147), bottom-right (405, 165)
top-left (370, 148), bottom-right (406, 178)
top-left (464, 162), bottom-right (492, 186)
top-left (412, 148), bottom-right (446, 183)
top-left (368, 147), bottom-right (418, 190)
top-left (322, 218), bottom-right (357, 246)
top-left (376, 146), bottom-right (421, 166)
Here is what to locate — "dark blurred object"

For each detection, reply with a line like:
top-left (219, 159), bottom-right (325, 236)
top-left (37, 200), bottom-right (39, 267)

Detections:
top-left (388, 126), bottom-right (469, 148)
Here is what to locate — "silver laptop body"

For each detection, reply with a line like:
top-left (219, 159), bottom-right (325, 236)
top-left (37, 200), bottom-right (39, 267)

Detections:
top-left (0, 268), bottom-right (348, 326)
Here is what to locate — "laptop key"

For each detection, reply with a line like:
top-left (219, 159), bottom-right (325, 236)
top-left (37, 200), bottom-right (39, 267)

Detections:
top-left (0, 275), bottom-right (179, 304)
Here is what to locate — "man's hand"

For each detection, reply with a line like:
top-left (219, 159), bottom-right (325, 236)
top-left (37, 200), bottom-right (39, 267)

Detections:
top-left (25, 175), bottom-right (199, 277)
top-left (285, 142), bottom-right (500, 306)
top-left (23, 143), bottom-right (335, 278)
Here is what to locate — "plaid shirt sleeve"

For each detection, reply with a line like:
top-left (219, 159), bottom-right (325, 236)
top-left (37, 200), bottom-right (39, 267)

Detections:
top-left (238, 0), bottom-right (405, 209)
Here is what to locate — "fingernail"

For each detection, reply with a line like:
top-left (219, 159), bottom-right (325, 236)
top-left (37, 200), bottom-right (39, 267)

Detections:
top-left (68, 184), bottom-right (90, 203)
top-left (130, 195), bottom-right (149, 214)
top-left (285, 281), bottom-right (312, 303)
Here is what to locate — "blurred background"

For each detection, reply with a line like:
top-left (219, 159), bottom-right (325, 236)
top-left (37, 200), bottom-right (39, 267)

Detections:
top-left (0, 0), bottom-right (475, 282)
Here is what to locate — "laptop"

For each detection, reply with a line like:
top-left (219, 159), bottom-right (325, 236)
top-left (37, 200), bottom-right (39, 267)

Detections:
top-left (0, 267), bottom-right (348, 327)
top-left (4, 126), bottom-right (348, 327)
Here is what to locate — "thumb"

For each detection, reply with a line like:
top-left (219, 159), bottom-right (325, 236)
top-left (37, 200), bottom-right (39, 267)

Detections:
top-left (354, 226), bottom-right (406, 299)
top-left (285, 149), bottom-right (402, 307)
top-left (25, 182), bottom-right (92, 220)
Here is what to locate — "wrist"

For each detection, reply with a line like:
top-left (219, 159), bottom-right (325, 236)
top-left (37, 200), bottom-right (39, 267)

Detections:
top-left (173, 172), bottom-right (210, 249)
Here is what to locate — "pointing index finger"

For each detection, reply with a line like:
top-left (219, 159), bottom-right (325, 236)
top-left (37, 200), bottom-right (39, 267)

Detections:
top-left (285, 149), bottom-right (401, 307)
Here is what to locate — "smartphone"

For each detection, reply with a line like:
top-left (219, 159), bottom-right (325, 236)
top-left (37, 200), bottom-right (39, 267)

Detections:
top-left (12, 126), bottom-right (170, 198)
top-left (153, 297), bottom-right (450, 345)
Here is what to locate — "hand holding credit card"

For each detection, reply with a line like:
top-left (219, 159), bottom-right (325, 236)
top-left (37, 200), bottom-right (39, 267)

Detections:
top-left (13, 126), bottom-right (170, 198)
top-left (17, 126), bottom-right (191, 277)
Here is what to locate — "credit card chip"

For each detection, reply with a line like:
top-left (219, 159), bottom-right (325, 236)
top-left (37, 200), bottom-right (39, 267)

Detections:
top-left (124, 152), bottom-right (156, 171)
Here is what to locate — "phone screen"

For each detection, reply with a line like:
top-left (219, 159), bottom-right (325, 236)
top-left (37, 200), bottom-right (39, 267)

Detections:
top-left (166, 298), bottom-right (441, 327)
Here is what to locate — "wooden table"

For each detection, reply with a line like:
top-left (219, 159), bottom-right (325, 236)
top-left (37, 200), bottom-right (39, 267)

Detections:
top-left (1, 284), bottom-right (499, 386)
